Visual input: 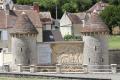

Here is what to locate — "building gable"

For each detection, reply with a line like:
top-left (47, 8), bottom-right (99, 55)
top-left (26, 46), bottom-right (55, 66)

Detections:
top-left (60, 12), bottom-right (72, 27)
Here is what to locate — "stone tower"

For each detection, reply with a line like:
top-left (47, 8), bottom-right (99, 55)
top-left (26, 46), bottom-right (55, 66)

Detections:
top-left (81, 12), bottom-right (109, 67)
top-left (10, 12), bottom-right (38, 65)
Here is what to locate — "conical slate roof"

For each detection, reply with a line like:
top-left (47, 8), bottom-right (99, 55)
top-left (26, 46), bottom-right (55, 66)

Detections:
top-left (80, 13), bottom-right (109, 33)
top-left (10, 12), bottom-right (38, 34)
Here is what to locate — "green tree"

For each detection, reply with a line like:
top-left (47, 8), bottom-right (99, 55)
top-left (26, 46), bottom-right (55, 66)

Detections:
top-left (16, 0), bottom-right (33, 5)
top-left (16, 0), bottom-right (92, 18)
top-left (61, 0), bottom-right (92, 13)
top-left (108, 0), bottom-right (120, 5)
top-left (100, 5), bottom-right (120, 34)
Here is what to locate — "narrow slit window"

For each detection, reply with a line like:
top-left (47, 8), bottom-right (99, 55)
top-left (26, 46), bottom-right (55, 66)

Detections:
top-left (89, 58), bottom-right (90, 63)
top-left (95, 46), bottom-right (97, 51)
top-left (102, 58), bottom-right (104, 62)
top-left (28, 59), bottom-right (30, 64)
top-left (21, 48), bottom-right (22, 52)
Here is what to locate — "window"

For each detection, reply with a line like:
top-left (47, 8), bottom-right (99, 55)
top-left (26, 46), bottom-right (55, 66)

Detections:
top-left (0, 31), bottom-right (1, 40)
top-left (2, 30), bottom-right (8, 40)
top-left (15, 59), bottom-right (16, 64)
top-left (95, 46), bottom-right (97, 51)
top-left (0, 48), bottom-right (2, 53)
top-left (49, 35), bottom-right (54, 39)
top-left (101, 58), bottom-right (104, 62)
top-left (89, 58), bottom-right (90, 63)
top-left (28, 59), bottom-right (30, 64)
top-left (55, 26), bottom-right (59, 29)
top-left (21, 48), bottom-right (22, 52)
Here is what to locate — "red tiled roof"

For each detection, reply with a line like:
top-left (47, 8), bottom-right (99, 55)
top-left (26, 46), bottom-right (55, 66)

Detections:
top-left (0, 10), bottom-right (6, 29)
top-left (10, 12), bottom-right (38, 34)
top-left (74, 12), bottom-right (86, 20)
top-left (13, 4), bottom-right (33, 10)
top-left (88, 1), bottom-right (108, 12)
top-left (39, 12), bottom-right (52, 25)
top-left (80, 13), bottom-right (109, 32)
top-left (0, 10), bottom-right (42, 29)
top-left (66, 12), bottom-right (82, 24)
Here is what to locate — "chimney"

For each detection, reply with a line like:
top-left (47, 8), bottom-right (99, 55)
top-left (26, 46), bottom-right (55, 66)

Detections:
top-left (33, 2), bottom-right (39, 12)
top-left (82, 20), bottom-right (85, 27)
top-left (5, 4), bottom-right (10, 15)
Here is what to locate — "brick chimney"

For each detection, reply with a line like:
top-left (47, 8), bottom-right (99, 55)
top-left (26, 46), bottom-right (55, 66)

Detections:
top-left (33, 2), bottom-right (39, 12)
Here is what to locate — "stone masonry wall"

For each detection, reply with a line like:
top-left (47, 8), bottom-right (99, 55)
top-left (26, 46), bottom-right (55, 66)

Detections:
top-left (109, 49), bottom-right (120, 65)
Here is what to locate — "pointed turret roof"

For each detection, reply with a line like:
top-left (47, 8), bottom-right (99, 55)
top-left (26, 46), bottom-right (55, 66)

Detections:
top-left (80, 13), bottom-right (109, 33)
top-left (10, 12), bottom-right (38, 34)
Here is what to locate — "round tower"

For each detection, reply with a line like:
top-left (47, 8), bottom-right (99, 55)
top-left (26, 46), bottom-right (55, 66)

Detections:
top-left (10, 12), bottom-right (38, 65)
top-left (81, 12), bottom-right (109, 69)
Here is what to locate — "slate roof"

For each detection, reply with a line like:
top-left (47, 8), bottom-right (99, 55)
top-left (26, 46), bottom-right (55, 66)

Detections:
top-left (66, 12), bottom-right (82, 24)
top-left (10, 12), bottom-right (38, 34)
top-left (0, 9), bottom-right (42, 29)
top-left (80, 13), bottom-right (109, 32)
top-left (39, 12), bottom-right (53, 25)
top-left (43, 30), bottom-right (63, 42)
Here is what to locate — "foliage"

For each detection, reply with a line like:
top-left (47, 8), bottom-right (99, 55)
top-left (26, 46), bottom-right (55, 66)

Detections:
top-left (108, 0), bottom-right (120, 5)
top-left (100, 5), bottom-right (120, 34)
top-left (62, 0), bottom-right (92, 12)
top-left (15, 0), bottom-right (92, 18)
top-left (64, 34), bottom-right (82, 41)
top-left (0, 77), bottom-right (64, 80)
top-left (16, 0), bottom-right (33, 5)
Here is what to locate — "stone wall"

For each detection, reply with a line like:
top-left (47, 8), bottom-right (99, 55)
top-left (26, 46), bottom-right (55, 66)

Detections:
top-left (1, 42), bottom-right (120, 66)
top-left (11, 35), bottom-right (37, 65)
top-left (109, 49), bottom-right (120, 65)
top-left (50, 41), bottom-right (84, 64)
top-left (83, 35), bottom-right (109, 65)
top-left (73, 24), bottom-right (82, 36)
top-left (37, 43), bottom-right (51, 65)
top-left (36, 28), bottom-right (43, 42)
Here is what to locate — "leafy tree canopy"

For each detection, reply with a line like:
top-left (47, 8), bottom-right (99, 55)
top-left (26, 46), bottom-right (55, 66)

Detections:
top-left (15, 0), bottom-right (93, 18)
top-left (100, 5), bottom-right (120, 34)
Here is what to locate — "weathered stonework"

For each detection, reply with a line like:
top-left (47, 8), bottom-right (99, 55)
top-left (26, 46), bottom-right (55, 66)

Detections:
top-left (109, 49), bottom-right (120, 64)
top-left (50, 41), bottom-right (84, 64)
top-left (83, 35), bottom-right (109, 65)
top-left (11, 34), bottom-right (37, 65)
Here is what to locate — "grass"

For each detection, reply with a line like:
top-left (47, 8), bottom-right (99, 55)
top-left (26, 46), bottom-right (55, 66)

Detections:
top-left (0, 77), bottom-right (66, 80)
top-left (109, 35), bottom-right (120, 49)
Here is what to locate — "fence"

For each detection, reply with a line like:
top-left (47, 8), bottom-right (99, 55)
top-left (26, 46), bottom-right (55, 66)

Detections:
top-left (1, 64), bottom-right (120, 74)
